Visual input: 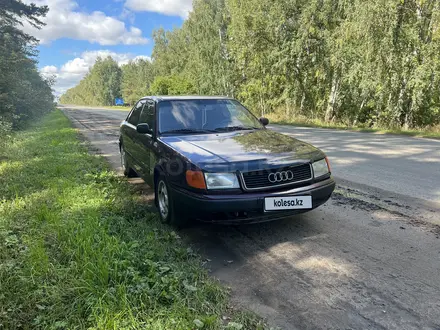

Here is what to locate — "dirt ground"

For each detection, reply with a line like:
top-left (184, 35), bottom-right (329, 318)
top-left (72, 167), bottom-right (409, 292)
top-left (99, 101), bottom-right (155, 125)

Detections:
top-left (63, 107), bottom-right (440, 330)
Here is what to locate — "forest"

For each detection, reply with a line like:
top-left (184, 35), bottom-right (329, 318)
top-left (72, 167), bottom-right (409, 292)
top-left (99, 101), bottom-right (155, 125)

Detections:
top-left (60, 0), bottom-right (440, 130)
top-left (0, 0), bottom-right (54, 136)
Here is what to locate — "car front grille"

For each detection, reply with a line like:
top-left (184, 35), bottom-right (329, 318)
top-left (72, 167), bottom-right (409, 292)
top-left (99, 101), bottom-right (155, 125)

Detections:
top-left (241, 163), bottom-right (312, 190)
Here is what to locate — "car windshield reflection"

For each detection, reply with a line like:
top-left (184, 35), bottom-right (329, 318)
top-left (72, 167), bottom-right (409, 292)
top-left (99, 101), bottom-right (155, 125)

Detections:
top-left (158, 99), bottom-right (263, 135)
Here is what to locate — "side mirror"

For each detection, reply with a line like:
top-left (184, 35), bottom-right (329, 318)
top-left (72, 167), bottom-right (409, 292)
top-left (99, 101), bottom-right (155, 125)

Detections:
top-left (137, 123), bottom-right (152, 134)
top-left (259, 117), bottom-right (269, 126)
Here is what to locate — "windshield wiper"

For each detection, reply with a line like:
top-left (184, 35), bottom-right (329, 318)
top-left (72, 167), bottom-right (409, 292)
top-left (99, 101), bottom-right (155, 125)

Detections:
top-left (162, 128), bottom-right (215, 135)
top-left (214, 126), bottom-right (259, 132)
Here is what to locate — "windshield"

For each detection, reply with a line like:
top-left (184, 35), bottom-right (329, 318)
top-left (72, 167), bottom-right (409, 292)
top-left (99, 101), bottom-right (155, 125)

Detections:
top-left (158, 99), bottom-right (262, 134)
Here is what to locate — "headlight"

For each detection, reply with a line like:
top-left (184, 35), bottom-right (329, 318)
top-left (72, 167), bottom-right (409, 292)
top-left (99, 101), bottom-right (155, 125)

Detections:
top-left (204, 173), bottom-right (240, 190)
top-left (312, 158), bottom-right (330, 178)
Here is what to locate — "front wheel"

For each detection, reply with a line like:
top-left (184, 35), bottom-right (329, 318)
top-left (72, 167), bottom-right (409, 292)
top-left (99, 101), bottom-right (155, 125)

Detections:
top-left (156, 175), bottom-right (189, 227)
top-left (157, 178), bottom-right (172, 223)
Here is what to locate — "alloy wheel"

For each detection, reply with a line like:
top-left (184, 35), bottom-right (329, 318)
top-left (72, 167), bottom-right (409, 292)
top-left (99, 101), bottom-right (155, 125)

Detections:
top-left (158, 180), bottom-right (169, 220)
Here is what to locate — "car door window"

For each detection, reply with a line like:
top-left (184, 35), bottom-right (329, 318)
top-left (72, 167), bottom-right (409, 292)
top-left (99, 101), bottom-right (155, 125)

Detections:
top-left (139, 100), bottom-right (155, 133)
top-left (127, 100), bottom-right (145, 126)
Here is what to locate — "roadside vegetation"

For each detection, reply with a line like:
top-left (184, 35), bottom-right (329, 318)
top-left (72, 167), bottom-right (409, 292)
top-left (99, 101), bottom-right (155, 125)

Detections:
top-left (0, 0), bottom-right (54, 136)
top-left (0, 110), bottom-right (263, 329)
top-left (60, 0), bottom-right (440, 133)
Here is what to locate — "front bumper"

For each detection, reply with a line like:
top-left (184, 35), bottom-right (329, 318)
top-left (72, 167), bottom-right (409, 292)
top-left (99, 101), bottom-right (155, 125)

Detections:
top-left (170, 177), bottom-right (336, 224)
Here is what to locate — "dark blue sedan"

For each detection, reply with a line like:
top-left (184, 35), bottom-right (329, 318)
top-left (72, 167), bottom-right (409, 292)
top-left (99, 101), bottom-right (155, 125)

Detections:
top-left (119, 96), bottom-right (335, 226)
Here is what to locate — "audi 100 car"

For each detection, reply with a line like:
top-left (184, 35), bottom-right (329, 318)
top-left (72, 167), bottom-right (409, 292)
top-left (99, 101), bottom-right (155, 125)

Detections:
top-left (119, 96), bottom-right (335, 225)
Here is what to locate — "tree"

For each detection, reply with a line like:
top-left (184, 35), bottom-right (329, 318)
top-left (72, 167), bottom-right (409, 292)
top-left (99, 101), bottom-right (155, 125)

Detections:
top-left (150, 75), bottom-right (196, 95)
top-left (60, 57), bottom-right (122, 106)
top-left (0, 0), bottom-right (54, 131)
top-left (121, 59), bottom-right (154, 105)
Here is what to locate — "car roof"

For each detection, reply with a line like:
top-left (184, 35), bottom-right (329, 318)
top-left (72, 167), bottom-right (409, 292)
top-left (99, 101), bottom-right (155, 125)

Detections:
top-left (140, 95), bottom-right (234, 102)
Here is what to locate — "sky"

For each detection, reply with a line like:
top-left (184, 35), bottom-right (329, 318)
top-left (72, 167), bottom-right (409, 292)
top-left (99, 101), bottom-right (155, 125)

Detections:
top-left (22, 0), bottom-right (192, 96)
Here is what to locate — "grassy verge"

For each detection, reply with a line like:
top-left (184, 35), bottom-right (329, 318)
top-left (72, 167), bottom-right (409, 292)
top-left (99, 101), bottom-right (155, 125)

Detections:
top-left (0, 110), bottom-right (262, 329)
top-left (266, 113), bottom-right (440, 139)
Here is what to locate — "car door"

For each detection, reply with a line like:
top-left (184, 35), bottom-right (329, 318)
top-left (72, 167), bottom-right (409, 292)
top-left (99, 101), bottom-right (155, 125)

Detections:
top-left (134, 99), bottom-right (156, 186)
top-left (123, 99), bottom-right (145, 169)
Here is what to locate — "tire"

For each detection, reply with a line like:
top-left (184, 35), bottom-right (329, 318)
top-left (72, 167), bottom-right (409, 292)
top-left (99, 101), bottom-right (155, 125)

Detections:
top-left (155, 174), bottom-right (189, 227)
top-left (120, 145), bottom-right (137, 177)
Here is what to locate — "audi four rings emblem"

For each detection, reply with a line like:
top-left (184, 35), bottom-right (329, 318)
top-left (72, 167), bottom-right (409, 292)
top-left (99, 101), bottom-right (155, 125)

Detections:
top-left (268, 171), bottom-right (294, 183)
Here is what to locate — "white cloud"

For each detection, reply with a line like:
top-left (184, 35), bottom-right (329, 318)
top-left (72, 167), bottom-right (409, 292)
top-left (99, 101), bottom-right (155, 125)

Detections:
top-left (125, 0), bottom-right (193, 18)
top-left (40, 65), bottom-right (58, 74)
top-left (41, 50), bottom-right (151, 96)
top-left (22, 0), bottom-right (148, 45)
top-left (120, 7), bottom-right (136, 24)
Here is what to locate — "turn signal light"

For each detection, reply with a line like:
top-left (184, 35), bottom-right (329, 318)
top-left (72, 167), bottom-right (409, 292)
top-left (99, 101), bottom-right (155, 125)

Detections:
top-left (325, 157), bottom-right (331, 173)
top-left (186, 170), bottom-right (207, 189)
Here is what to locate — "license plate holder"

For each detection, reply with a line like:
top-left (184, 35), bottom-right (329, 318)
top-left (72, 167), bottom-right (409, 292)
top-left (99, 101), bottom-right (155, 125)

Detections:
top-left (264, 196), bottom-right (312, 212)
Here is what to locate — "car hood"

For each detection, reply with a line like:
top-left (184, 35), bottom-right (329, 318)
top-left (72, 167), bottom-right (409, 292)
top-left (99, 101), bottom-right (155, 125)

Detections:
top-left (160, 129), bottom-right (325, 172)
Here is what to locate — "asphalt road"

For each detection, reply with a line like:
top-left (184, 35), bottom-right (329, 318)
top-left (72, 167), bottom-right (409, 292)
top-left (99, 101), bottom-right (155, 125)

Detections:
top-left (270, 125), bottom-right (440, 204)
top-left (62, 106), bottom-right (440, 330)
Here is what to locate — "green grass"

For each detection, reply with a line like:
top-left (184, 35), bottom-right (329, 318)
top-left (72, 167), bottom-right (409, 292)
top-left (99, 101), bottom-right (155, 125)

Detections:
top-left (266, 113), bottom-right (440, 139)
top-left (0, 110), bottom-right (263, 329)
